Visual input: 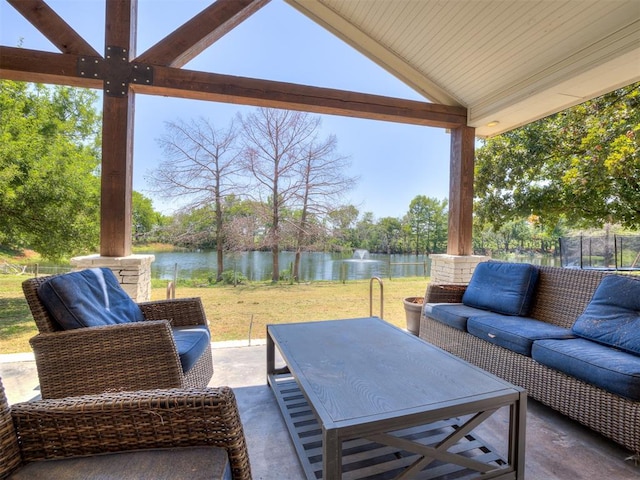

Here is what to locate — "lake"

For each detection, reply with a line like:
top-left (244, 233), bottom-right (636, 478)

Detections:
top-left (151, 250), bottom-right (431, 282)
top-left (150, 250), bottom-right (561, 282)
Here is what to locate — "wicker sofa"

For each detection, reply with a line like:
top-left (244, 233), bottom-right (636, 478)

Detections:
top-left (420, 263), bottom-right (640, 455)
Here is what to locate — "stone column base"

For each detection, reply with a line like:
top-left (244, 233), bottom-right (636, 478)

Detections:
top-left (429, 254), bottom-right (489, 284)
top-left (70, 254), bottom-right (155, 302)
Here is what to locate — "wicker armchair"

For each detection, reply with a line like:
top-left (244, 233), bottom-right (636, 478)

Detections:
top-left (22, 274), bottom-right (213, 399)
top-left (0, 377), bottom-right (251, 480)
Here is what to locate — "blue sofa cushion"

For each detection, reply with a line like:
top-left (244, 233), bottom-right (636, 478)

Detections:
top-left (37, 268), bottom-right (144, 330)
top-left (462, 262), bottom-right (539, 316)
top-left (172, 326), bottom-right (211, 373)
top-left (467, 314), bottom-right (574, 356)
top-left (532, 338), bottom-right (640, 401)
top-left (572, 275), bottom-right (640, 355)
top-left (424, 303), bottom-right (494, 331)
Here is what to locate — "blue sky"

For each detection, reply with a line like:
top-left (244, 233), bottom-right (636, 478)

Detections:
top-left (1, 0), bottom-right (452, 219)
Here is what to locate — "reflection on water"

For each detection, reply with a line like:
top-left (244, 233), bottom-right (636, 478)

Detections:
top-left (150, 250), bottom-right (561, 282)
top-left (151, 250), bottom-right (430, 282)
top-left (492, 253), bottom-right (561, 267)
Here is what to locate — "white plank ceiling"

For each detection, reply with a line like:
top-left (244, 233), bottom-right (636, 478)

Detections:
top-left (287, 0), bottom-right (640, 137)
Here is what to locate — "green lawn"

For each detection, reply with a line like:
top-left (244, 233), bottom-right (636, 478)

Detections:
top-left (0, 275), bottom-right (430, 354)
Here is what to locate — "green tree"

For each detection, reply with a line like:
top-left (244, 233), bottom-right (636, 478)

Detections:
top-left (326, 205), bottom-right (359, 251)
top-left (475, 83), bottom-right (640, 231)
top-left (163, 206), bottom-right (217, 249)
top-left (377, 217), bottom-right (402, 254)
top-left (353, 212), bottom-right (376, 251)
top-left (0, 81), bottom-right (101, 260)
top-left (132, 191), bottom-right (165, 242)
top-left (406, 196), bottom-right (448, 254)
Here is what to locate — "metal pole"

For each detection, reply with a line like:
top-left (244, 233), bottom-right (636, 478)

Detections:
top-left (369, 277), bottom-right (384, 319)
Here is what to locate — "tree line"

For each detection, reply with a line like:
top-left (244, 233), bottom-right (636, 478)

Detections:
top-left (136, 195), bottom-right (450, 259)
top-left (1, 79), bottom-right (638, 277)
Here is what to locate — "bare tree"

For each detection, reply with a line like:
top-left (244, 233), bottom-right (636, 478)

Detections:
top-left (147, 117), bottom-right (243, 281)
top-left (239, 108), bottom-right (323, 282)
top-left (292, 135), bottom-right (357, 280)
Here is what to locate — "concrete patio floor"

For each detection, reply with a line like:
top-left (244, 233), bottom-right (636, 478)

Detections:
top-left (1, 341), bottom-right (638, 480)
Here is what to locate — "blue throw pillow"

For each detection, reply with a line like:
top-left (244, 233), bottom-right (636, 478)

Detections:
top-left (572, 275), bottom-right (640, 355)
top-left (462, 262), bottom-right (539, 316)
top-left (37, 268), bottom-right (144, 330)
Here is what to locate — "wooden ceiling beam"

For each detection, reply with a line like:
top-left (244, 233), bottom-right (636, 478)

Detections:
top-left (0, 46), bottom-right (102, 88)
top-left (135, 66), bottom-right (468, 129)
top-left (7, 0), bottom-right (100, 57)
top-left (0, 45), bottom-right (466, 128)
top-left (136, 0), bottom-right (270, 68)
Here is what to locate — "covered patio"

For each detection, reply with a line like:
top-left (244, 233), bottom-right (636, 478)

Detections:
top-left (2, 0), bottom-right (638, 290)
top-left (1, 1), bottom-right (640, 478)
top-left (1, 342), bottom-right (638, 479)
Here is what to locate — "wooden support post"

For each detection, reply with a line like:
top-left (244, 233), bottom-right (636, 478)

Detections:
top-left (100, 0), bottom-right (137, 257)
top-left (448, 125), bottom-right (475, 255)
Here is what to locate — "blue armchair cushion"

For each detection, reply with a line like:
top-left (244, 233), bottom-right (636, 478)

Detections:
top-left (572, 275), bottom-right (640, 355)
top-left (532, 338), bottom-right (640, 401)
top-left (462, 262), bottom-right (539, 316)
top-left (172, 326), bottom-right (211, 373)
top-left (467, 314), bottom-right (574, 356)
top-left (37, 268), bottom-right (144, 330)
top-left (425, 303), bottom-right (494, 331)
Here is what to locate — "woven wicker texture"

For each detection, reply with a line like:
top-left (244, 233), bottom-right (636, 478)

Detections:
top-left (22, 275), bottom-right (213, 399)
top-left (424, 283), bottom-right (467, 303)
top-left (420, 266), bottom-right (639, 454)
top-left (0, 380), bottom-right (21, 479)
top-left (2, 382), bottom-right (252, 480)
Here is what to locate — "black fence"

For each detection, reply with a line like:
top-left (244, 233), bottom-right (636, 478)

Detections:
top-left (559, 235), bottom-right (640, 270)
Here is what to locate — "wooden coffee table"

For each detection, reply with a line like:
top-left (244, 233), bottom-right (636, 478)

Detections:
top-left (267, 317), bottom-right (526, 480)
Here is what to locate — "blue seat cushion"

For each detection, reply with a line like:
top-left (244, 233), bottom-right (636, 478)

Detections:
top-left (172, 326), bottom-right (211, 373)
top-left (467, 314), bottom-right (574, 356)
top-left (572, 275), bottom-right (640, 355)
top-left (532, 338), bottom-right (640, 401)
top-left (37, 268), bottom-right (144, 330)
top-left (462, 262), bottom-right (539, 316)
top-left (424, 303), bottom-right (494, 331)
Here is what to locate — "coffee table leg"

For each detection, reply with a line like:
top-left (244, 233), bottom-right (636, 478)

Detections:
top-left (511, 390), bottom-right (527, 478)
top-left (323, 428), bottom-right (342, 479)
top-left (266, 328), bottom-right (275, 383)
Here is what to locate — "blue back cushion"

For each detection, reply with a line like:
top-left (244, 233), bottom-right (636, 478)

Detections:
top-left (572, 275), bottom-right (640, 355)
top-left (37, 268), bottom-right (144, 330)
top-left (462, 262), bottom-right (539, 316)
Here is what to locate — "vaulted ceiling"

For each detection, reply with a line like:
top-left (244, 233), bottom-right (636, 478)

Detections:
top-left (288, 0), bottom-right (640, 137)
top-left (1, 0), bottom-right (638, 257)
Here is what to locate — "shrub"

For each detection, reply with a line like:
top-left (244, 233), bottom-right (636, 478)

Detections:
top-left (220, 269), bottom-right (247, 285)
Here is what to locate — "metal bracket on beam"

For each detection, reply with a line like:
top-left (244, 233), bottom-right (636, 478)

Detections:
top-left (77, 46), bottom-right (153, 97)
top-left (77, 55), bottom-right (104, 80)
top-left (130, 63), bottom-right (154, 87)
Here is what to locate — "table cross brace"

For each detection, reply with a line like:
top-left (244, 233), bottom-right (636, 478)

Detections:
top-left (366, 408), bottom-right (501, 477)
